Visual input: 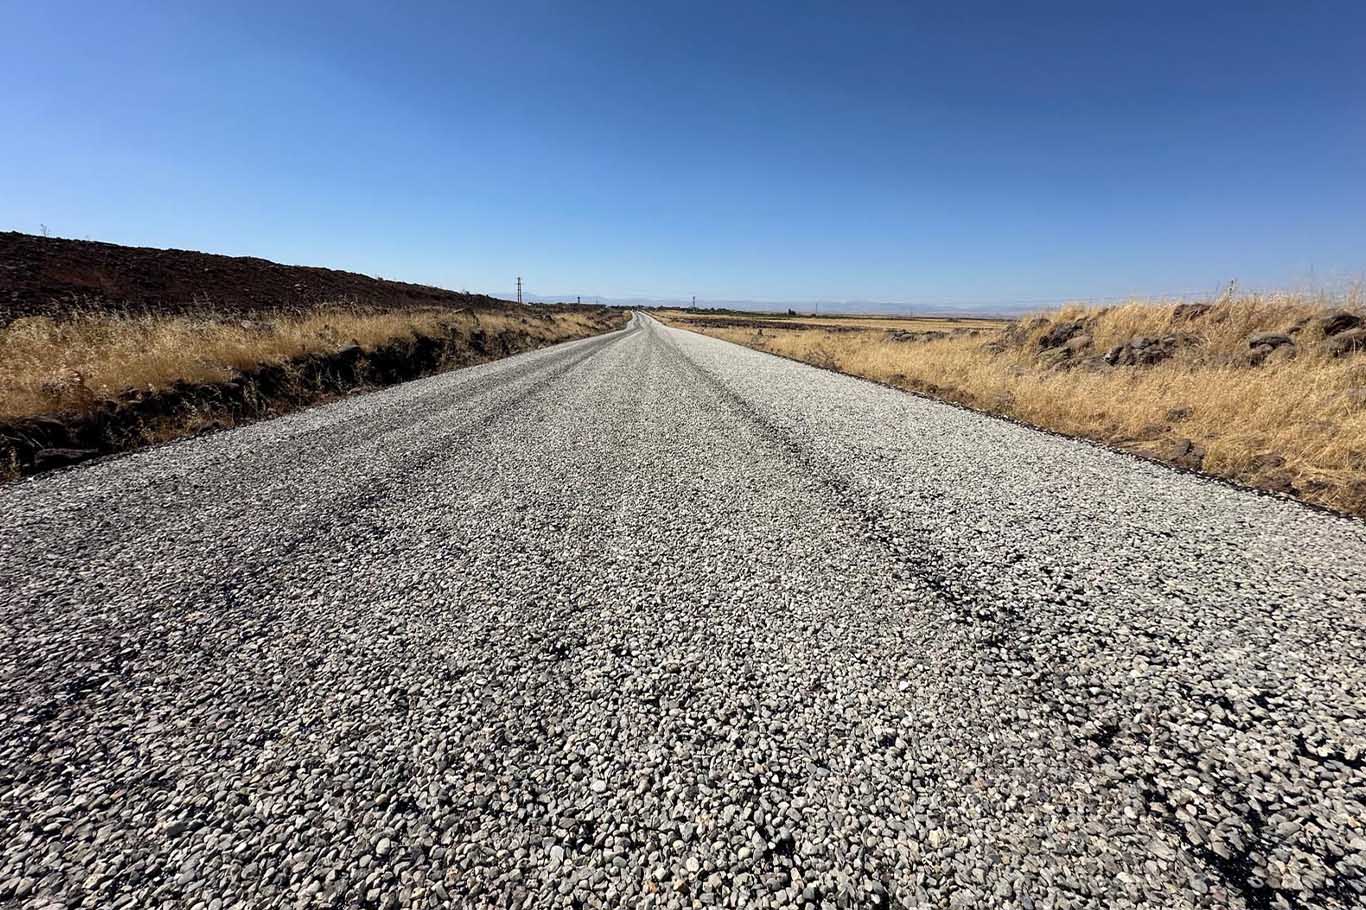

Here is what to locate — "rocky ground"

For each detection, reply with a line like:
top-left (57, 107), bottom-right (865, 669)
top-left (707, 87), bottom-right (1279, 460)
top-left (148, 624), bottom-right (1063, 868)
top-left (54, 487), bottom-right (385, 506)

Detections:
top-left (2, 314), bottom-right (1363, 909)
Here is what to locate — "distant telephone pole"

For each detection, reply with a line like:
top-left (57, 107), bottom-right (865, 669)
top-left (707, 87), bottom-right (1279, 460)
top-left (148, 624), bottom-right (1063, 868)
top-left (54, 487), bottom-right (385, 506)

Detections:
top-left (516, 277), bottom-right (523, 305)
top-left (691, 295), bottom-right (696, 308)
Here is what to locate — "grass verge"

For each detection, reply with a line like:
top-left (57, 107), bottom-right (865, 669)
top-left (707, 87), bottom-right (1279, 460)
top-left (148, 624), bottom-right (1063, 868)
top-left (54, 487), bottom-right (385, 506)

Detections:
top-left (0, 303), bottom-right (624, 477)
top-left (661, 293), bottom-right (1366, 517)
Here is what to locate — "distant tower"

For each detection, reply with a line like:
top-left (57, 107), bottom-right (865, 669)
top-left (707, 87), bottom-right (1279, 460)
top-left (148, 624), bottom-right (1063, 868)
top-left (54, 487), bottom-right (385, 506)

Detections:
top-left (516, 277), bottom-right (523, 305)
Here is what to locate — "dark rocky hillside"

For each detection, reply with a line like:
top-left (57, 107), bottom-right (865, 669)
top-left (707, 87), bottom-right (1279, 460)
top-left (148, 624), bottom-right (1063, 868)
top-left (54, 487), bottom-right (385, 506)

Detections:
top-left (1, 232), bottom-right (510, 324)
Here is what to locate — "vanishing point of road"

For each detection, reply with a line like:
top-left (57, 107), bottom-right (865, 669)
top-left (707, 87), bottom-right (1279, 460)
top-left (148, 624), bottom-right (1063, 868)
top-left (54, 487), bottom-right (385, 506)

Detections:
top-left (3, 314), bottom-right (1364, 909)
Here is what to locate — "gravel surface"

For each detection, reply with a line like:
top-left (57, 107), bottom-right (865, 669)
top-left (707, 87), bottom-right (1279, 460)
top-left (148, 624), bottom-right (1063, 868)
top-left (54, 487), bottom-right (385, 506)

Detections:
top-left (3, 313), bottom-right (1364, 909)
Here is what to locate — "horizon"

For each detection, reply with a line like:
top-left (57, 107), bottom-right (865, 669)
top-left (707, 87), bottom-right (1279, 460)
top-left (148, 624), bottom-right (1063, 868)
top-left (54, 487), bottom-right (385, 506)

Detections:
top-left (4, 3), bottom-right (1365, 310)
top-left (10, 228), bottom-right (1357, 319)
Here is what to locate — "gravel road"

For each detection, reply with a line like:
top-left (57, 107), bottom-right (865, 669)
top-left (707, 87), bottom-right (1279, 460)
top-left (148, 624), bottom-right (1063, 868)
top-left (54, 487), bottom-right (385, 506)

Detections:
top-left (3, 313), bottom-right (1364, 910)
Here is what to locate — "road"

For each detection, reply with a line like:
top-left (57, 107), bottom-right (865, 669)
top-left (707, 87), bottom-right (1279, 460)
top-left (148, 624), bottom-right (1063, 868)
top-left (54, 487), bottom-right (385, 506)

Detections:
top-left (2, 313), bottom-right (1364, 909)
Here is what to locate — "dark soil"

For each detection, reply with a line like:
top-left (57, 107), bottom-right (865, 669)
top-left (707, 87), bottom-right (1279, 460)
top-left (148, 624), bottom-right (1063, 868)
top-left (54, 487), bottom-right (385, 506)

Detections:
top-left (1, 232), bottom-right (519, 323)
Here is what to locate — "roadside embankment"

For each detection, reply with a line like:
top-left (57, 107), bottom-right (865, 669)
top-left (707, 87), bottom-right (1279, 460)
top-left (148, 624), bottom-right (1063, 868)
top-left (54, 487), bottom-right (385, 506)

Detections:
top-left (1, 305), bottom-right (624, 477)
top-left (660, 293), bottom-right (1366, 516)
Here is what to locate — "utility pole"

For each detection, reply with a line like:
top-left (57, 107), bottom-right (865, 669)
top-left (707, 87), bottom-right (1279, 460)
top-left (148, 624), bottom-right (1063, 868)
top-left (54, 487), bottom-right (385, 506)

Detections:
top-left (691, 295), bottom-right (696, 309)
top-left (516, 277), bottom-right (523, 305)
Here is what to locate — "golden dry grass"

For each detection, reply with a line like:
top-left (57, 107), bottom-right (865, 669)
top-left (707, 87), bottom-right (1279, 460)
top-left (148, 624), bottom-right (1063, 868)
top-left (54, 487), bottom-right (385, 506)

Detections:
top-left (658, 310), bottom-right (1008, 331)
top-left (661, 292), bottom-right (1366, 516)
top-left (0, 304), bottom-right (608, 419)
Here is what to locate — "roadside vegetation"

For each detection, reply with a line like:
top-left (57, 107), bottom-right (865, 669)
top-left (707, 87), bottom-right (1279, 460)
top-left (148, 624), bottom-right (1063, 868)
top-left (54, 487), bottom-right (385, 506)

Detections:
top-left (0, 303), bottom-right (622, 476)
top-left (0, 305), bottom-right (608, 418)
top-left (661, 291), bottom-right (1366, 517)
top-left (674, 311), bottom-right (1009, 332)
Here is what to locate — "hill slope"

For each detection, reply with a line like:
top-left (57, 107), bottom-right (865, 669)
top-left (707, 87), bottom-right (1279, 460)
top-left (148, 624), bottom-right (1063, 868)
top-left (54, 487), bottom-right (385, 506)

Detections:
top-left (1, 232), bottom-right (508, 322)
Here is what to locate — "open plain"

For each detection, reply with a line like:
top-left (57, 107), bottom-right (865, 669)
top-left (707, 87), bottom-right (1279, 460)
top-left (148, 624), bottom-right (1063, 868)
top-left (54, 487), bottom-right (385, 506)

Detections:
top-left (2, 314), bottom-right (1364, 909)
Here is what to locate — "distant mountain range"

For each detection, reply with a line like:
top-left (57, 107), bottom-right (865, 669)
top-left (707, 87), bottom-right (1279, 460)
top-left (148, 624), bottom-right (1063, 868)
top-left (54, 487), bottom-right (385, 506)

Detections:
top-left (503, 293), bottom-right (1047, 318)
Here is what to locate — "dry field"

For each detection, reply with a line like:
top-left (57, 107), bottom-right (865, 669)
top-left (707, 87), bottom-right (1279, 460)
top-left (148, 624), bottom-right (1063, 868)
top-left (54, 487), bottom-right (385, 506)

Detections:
top-left (657, 310), bottom-right (1009, 332)
top-left (662, 293), bottom-right (1366, 516)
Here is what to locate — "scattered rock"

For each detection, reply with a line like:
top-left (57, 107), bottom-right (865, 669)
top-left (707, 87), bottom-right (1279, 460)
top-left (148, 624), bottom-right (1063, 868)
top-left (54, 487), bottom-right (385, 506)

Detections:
top-left (1039, 347), bottom-right (1072, 368)
top-left (1172, 302), bottom-right (1212, 320)
top-left (1063, 333), bottom-right (1093, 354)
top-left (1159, 437), bottom-right (1206, 470)
top-left (1260, 470), bottom-right (1297, 494)
top-left (1245, 456), bottom-right (1294, 491)
top-left (888, 330), bottom-right (947, 344)
top-left (1326, 328), bottom-right (1366, 357)
top-left (1164, 406), bottom-right (1192, 423)
top-left (1104, 335), bottom-right (1193, 366)
top-left (1076, 355), bottom-right (1112, 371)
top-left (1247, 332), bottom-right (1294, 350)
top-left (1038, 320), bottom-right (1087, 350)
top-left (1245, 331), bottom-right (1297, 366)
top-left (1316, 310), bottom-right (1362, 338)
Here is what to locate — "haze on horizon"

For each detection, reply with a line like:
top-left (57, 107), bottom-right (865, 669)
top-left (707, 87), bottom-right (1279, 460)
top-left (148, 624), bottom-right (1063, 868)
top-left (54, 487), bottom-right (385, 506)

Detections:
top-left (3, 2), bottom-right (1364, 312)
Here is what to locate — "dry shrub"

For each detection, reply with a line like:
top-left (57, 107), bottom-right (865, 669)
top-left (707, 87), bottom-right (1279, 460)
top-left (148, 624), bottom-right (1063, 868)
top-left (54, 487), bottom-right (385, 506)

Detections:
top-left (667, 291), bottom-right (1366, 516)
top-left (0, 304), bottom-right (608, 420)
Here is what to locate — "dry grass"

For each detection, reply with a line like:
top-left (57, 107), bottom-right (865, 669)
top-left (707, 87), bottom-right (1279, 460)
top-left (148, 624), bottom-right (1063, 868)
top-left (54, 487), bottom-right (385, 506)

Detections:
top-left (0, 304), bottom-right (608, 419)
top-left (659, 310), bottom-right (1008, 332)
top-left (662, 292), bottom-right (1366, 516)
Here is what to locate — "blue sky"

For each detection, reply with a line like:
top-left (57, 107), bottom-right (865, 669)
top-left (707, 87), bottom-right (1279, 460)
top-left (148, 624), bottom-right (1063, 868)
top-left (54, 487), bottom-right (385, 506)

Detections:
top-left (2, 1), bottom-right (1364, 308)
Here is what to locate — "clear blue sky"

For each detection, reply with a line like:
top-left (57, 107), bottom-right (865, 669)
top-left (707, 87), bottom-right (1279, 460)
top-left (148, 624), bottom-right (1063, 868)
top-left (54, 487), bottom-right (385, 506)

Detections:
top-left (3, 1), bottom-right (1364, 307)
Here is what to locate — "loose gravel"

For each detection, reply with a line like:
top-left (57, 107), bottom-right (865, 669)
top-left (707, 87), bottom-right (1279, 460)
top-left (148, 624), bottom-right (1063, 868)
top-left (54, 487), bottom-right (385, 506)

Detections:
top-left (2, 314), bottom-right (1364, 909)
